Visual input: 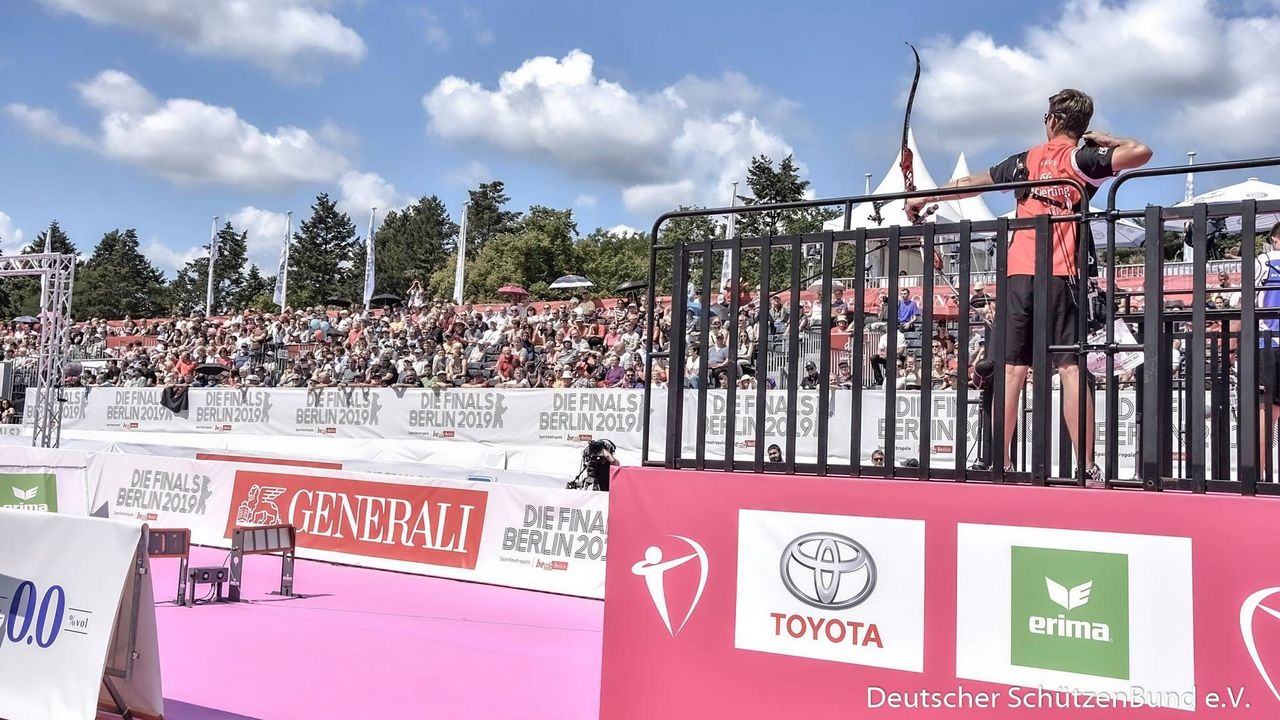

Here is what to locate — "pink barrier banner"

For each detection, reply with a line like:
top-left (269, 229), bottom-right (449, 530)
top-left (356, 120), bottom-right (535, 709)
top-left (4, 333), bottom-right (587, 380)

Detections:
top-left (600, 469), bottom-right (1280, 718)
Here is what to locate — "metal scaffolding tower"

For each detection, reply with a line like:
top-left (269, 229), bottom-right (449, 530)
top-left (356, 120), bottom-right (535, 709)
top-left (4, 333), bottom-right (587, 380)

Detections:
top-left (0, 253), bottom-right (76, 448)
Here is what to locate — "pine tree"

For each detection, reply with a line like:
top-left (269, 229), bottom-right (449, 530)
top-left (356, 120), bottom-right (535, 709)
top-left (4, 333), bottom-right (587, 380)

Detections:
top-left (168, 222), bottom-right (250, 315)
top-left (374, 195), bottom-right (458, 298)
top-left (287, 193), bottom-right (358, 308)
top-left (76, 229), bottom-right (168, 319)
top-left (465, 181), bottom-right (521, 259)
top-left (232, 264), bottom-right (275, 310)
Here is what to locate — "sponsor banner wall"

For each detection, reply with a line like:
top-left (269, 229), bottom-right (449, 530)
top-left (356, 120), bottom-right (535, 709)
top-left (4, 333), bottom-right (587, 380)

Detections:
top-left (86, 452), bottom-right (608, 598)
top-left (0, 509), bottom-right (160, 720)
top-left (0, 446), bottom-right (91, 515)
top-left (601, 468), bottom-right (1280, 719)
top-left (35, 387), bottom-right (659, 453)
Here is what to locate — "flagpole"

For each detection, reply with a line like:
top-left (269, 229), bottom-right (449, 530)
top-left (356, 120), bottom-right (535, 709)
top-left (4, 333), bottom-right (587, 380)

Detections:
top-left (453, 201), bottom-right (469, 304)
top-left (364, 207), bottom-right (377, 308)
top-left (204, 216), bottom-right (219, 317)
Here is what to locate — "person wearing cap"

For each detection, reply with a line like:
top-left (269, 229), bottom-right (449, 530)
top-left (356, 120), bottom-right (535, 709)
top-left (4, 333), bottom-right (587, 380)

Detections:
top-left (800, 360), bottom-right (822, 389)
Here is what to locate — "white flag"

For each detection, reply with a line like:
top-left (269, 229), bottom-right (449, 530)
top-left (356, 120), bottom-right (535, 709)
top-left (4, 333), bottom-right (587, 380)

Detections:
top-left (363, 208), bottom-right (377, 308)
top-left (273, 212), bottom-right (292, 309)
top-left (205, 216), bottom-right (219, 316)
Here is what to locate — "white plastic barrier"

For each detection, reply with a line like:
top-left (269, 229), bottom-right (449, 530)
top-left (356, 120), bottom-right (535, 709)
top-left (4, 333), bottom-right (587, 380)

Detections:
top-left (0, 446), bottom-right (92, 515)
top-left (0, 509), bottom-right (162, 720)
top-left (86, 452), bottom-right (609, 598)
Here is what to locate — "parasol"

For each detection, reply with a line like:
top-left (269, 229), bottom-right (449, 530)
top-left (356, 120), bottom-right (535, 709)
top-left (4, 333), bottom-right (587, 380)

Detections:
top-left (549, 275), bottom-right (594, 290)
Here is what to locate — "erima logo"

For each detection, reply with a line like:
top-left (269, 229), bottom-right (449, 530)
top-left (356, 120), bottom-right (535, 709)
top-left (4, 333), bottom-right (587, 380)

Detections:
top-left (12, 486), bottom-right (38, 501)
top-left (1047, 578), bottom-right (1092, 610)
top-left (1029, 577), bottom-right (1111, 642)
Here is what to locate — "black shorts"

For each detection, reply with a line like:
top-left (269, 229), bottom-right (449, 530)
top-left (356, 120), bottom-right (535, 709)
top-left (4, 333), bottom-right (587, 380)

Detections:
top-left (1260, 347), bottom-right (1280, 404)
top-left (1004, 275), bottom-right (1079, 368)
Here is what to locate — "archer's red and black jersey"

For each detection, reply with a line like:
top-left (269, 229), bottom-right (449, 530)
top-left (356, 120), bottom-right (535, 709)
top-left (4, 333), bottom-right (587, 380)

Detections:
top-left (989, 138), bottom-right (1115, 277)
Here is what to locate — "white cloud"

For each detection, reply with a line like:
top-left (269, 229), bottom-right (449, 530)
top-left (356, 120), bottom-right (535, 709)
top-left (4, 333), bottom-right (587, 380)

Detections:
top-left (424, 49), bottom-right (794, 216)
top-left (75, 69), bottom-right (156, 114)
top-left (0, 212), bottom-right (25, 255)
top-left (413, 8), bottom-right (450, 51)
top-left (605, 224), bottom-right (639, 238)
top-left (623, 180), bottom-right (696, 216)
top-left (918, 0), bottom-right (1280, 156)
top-left (227, 206), bottom-right (291, 270)
top-left (9, 70), bottom-right (352, 190)
top-left (462, 7), bottom-right (494, 45)
top-left (574, 193), bottom-right (597, 208)
top-left (143, 238), bottom-right (202, 277)
top-left (37, 0), bottom-right (366, 79)
top-left (447, 160), bottom-right (491, 188)
top-left (337, 170), bottom-right (410, 219)
top-left (4, 104), bottom-right (93, 148)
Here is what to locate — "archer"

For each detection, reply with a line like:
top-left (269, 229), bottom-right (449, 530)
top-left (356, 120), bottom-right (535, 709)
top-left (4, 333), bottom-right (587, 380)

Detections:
top-left (906, 89), bottom-right (1151, 480)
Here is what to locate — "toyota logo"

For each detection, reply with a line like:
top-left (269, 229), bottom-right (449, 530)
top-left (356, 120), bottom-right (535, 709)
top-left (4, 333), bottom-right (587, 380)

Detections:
top-left (780, 532), bottom-right (876, 609)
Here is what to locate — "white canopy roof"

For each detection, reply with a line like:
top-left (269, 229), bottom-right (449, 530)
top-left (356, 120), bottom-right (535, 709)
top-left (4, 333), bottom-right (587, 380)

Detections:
top-left (933, 153), bottom-right (997, 223)
top-left (1163, 177), bottom-right (1280, 233)
top-left (823, 129), bottom-right (955, 231)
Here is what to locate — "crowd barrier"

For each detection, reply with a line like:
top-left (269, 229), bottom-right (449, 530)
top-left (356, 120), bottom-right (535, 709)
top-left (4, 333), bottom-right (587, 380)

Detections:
top-left (2, 446), bottom-right (609, 599)
top-left (31, 386), bottom-right (1232, 478)
top-left (600, 467), bottom-right (1280, 719)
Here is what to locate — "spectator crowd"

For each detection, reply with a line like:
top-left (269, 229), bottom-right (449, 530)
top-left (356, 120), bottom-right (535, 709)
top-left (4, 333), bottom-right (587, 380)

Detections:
top-left (0, 279), bottom-right (989, 398)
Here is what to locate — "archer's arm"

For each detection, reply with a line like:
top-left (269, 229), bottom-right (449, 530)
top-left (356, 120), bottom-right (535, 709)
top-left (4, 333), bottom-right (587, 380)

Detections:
top-left (905, 170), bottom-right (994, 220)
top-left (1080, 131), bottom-right (1153, 171)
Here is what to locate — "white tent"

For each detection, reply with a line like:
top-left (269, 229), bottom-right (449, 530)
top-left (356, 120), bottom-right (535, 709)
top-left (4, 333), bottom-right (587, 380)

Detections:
top-left (823, 129), bottom-right (952, 231)
top-left (1163, 178), bottom-right (1280, 233)
top-left (933, 153), bottom-right (997, 223)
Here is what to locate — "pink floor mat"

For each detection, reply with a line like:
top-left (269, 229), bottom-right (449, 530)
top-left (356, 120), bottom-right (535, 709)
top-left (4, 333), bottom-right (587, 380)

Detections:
top-left (147, 547), bottom-right (603, 720)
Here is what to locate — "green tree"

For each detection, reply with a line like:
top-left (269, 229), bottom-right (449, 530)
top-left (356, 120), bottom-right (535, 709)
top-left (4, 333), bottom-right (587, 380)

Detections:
top-left (731, 155), bottom-right (839, 293)
top-left (287, 193), bottom-right (359, 308)
top-left (465, 206), bottom-right (578, 300)
top-left (232, 264), bottom-right (276, 310)
top-left (464, 181), bottom-right (522, 259)
top-left (734, 154), bottom-right (837, 237)
top-left (76, 229), bottom-right (168, 319)
top-left (373, 195), bottom-right (458, 297)
top-left (576, 228), bottom-right (652, 297)
top-left (168, 222), bottom-right (249, 314)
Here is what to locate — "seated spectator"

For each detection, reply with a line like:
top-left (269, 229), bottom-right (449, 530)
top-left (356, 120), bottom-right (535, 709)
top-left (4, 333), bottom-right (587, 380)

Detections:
top-left (501, 367), bottom-right (531, 389)
top-left (897, 288), bottom-right (920, 331)
top-left (800, 361), bottom-right (822, 389)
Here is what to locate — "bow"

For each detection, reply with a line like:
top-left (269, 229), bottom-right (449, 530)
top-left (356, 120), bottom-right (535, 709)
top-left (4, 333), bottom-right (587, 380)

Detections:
top-left (872, 43), bottom-right (936, 227)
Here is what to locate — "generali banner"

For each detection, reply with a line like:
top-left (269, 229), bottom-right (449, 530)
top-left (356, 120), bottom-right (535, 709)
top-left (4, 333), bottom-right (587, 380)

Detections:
top-left (600, 469), bottom-right (1280, 719)
top-left (85, 452), bottom-right (608, 598)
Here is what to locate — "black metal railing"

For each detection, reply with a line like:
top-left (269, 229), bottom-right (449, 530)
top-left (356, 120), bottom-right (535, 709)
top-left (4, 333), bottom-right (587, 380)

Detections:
top-left (642, 156), bottom-right (1280, 494)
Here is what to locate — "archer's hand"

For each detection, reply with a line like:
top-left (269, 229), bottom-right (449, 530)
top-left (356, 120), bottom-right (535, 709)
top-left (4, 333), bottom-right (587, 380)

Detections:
top-left (905, 198), bottom-right (929, 223)
top-left (904, 198), bottom-right (937, 224)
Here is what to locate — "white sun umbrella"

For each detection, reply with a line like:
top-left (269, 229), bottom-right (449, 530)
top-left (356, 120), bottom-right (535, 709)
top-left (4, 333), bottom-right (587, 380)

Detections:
top-left (999, 206), bottom-right (1147, 249)
top-left (1162, 177), bottom-right (1280, 233)
top-left (549, 274), bottom-right (594, 290)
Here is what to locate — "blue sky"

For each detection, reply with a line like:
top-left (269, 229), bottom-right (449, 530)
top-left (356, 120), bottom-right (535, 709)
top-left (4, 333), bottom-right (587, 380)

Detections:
top-left (2, 0), bottom-right (1278, 278)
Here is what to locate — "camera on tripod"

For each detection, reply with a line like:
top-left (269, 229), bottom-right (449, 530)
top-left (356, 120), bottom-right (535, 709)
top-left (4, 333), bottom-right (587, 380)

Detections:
top-left (567, 439), bottom-right (618, 491)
